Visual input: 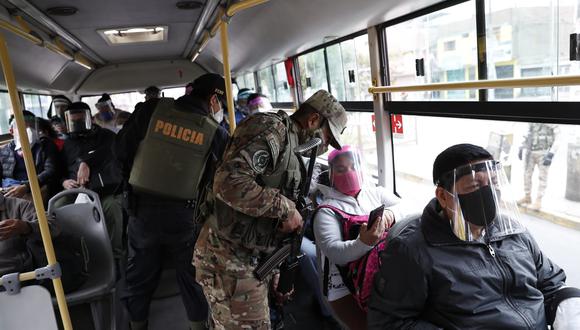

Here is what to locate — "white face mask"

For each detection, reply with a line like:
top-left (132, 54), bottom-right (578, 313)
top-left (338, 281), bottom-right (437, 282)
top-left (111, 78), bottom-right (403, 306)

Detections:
top-left (212, 109), bottom-right (224, 123)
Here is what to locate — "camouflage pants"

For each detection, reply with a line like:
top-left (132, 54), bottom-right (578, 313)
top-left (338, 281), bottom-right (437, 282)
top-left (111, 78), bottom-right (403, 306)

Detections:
top-left (194, 224), bottom-right (270, 330)
top-left (523, 150), bottom-right (550, 198)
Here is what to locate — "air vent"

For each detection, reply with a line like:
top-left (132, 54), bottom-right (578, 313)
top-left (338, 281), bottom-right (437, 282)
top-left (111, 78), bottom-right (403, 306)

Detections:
top-left (97, 26), bottom-right (168, 46)
top-left (46, 7), bottom-right (78, 16)
top-left (176, 1), bottom-right (203, 10)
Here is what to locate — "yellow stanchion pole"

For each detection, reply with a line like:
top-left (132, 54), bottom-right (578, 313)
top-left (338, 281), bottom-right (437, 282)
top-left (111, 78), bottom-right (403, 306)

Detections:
top-left (0, 32), bottom-right (72, 330)
top-left (220, 22), bottom-right (236, 135)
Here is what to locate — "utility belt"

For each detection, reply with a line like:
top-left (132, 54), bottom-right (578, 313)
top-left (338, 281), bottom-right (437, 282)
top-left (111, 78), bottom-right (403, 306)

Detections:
top-left (211, 198), bottom-right (286, 254)
top-left (123, 187), bottom-right (197, 216)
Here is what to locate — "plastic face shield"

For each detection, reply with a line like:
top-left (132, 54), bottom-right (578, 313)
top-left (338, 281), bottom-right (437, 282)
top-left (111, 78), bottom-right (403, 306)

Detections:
top-left (329, 148), bottom-right (365, 196)
top-left (64, 109), bottom-right (92, 134)
top-left (438, 160), bottom-right (524, 242)
top-left (52, 99), bottom-right (69, 118)
top-left (248, 97), bottom-right (273, 114)
top-left (95, 100), bottom-right (113, 112)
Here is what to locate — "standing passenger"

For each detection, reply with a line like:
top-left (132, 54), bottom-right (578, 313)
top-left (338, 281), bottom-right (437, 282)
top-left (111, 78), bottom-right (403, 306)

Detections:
top-left (194, 90), bottom-right (347, 330)
top-left (93, 93), bottom-right (130, 133)
top-left (116, 73), bottom-right (229, 330)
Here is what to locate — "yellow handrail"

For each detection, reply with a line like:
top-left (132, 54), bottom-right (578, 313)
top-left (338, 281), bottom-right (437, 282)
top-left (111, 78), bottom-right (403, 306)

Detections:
top-left (226, 0), bottom-right (269, 16)
top-left (369, 74), bottom-right (580, 94)
top-left (220, 23), bottom-right (236, 135)
top-left (0, 32), bottom-right (72, 330)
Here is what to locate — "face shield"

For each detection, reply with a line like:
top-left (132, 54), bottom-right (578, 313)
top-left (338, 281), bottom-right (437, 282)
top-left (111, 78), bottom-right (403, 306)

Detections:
top-left (247, 96), bottom-right (273, 114)
top-left (64, 109), bottom-right (92, 135)
top-left (438, 160), bottom-right (525, 242)
top-left (52, 99), bottom-right (70, 118)
top-left (11, 116), bottom-right (39, 150)
top-left (328, 147), bottom-right (365, 196)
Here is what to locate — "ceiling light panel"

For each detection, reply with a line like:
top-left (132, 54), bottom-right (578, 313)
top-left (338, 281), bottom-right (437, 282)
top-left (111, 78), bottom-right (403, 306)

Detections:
top-left (97, 26), bottom-right (168, 45)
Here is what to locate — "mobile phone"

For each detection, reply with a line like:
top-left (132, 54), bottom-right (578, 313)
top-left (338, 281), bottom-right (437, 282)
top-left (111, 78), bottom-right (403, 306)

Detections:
top-left (368, 205), bottom-right (385, 229)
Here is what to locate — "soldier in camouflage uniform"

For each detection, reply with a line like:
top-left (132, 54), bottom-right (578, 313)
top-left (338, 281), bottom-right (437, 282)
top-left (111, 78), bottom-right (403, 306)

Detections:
top-left (193, 90), bottom-right (348, 329)
top-left (517, 123), bottom-right (559, 210)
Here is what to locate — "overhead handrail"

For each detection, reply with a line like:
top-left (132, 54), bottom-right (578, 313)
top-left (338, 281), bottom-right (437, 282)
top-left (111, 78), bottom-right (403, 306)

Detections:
top-left (368, 74), bottom-right (580, 94)
top-left (0, 18), bottom-right (94, 70)
top-left (0, 32), bottom-right (72, 329)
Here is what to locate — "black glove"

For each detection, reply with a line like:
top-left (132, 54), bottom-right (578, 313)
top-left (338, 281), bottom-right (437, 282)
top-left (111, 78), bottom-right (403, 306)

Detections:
top-left (518, 147), bottom-right (523, 160)
top-left (543, 152), bottom-right (554, 166)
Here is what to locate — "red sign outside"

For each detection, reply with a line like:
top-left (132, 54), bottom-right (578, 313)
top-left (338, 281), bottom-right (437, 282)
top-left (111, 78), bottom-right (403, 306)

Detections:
top-left (391, 114), bottom-right (403, 134)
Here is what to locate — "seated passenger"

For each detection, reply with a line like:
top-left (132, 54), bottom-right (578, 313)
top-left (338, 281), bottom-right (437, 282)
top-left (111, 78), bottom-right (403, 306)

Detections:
top-left (0, 111), bottom-right (58, 201)
top-left (246, 93), bottom-right (273, 115)
top-left (0, 193), bottom-right (59, 276)
top-left (236, 88), bottom-right (252, 115)
top-left (314, 146), bottom-right (412, 330)
top-left (59, 102), bottom-right (123, 261)
top-left (368, 143), bottom-right (580, 329)
top-left (93, 93), bottom-right (130, 133)
top-left (47, 94), bottom-right (72, 119)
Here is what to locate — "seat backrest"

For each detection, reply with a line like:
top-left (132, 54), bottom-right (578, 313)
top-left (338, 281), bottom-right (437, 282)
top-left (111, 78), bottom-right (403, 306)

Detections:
top-left (48, 189), bottom-right (115, 290)
top-left (0, 285), bottom-right (58, 330)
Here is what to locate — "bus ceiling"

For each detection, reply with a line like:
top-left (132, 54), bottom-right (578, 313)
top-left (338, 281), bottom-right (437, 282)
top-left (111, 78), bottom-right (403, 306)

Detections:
top-left (0, 0), bottom-right (442, 95)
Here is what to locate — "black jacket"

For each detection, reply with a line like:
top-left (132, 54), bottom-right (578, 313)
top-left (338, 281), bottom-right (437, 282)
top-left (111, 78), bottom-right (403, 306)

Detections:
top-left (61, 126), bottom-right (121, 194)
top-left (368, 198), bottom-right (566, 330)
top-left (0, 138), bottom-right (59, 187)
top-left (115, 95), bottom-right (229, 202)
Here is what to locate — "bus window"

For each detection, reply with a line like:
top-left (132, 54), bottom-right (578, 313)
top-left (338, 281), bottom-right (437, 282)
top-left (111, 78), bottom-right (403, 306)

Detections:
top-left (327, 35), bottom-right (373, 102)
top-left (298, 49), bottom-right (328, 99)
top-left (161, 87), bottom-right (185, 99)
top-left (257, 67), bottom-right (276, 101)
top-left (23, 93), bottom-right (52, 118)
top-left (0, 91), bottom-right (11, 134)
top-left (82, 92), bottom-right (142, 114)
top-left (392, 114), bottom-right (580, 287)
top-left (385, 1), bottom-right (477, 101)
top-left (237, 72), bottom-right (256, 91)
top-left (273, 62), bottom-right (292, 102)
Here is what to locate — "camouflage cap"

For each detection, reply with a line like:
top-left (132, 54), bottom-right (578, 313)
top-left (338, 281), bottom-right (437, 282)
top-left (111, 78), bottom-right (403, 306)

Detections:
top-left (303, 90), bottom-right (347, 149)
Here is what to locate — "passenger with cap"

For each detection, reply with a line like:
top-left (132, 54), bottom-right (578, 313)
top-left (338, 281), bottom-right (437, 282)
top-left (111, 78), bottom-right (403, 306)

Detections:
top-left (313, 145), bottom-right (414, 330)
top-left (368, 143), bottom-right (580, 330)
top-left (246, 93), bottom-right (273, 115)
top-left (0, 111), bottom-right (59, 201)
top-left (48, 94), bottom-right (72, 119)
top-left (194, 89), bottom-right (348, 329)
top-left (93, 93), bottom-right (130, 133)
top-left (116, 73), bottom-right (229, 330)
top-left (58, 102), bottom-right (124, 261)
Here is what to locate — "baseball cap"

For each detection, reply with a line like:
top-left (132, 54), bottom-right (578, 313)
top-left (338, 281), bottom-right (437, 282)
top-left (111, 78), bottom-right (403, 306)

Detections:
top-left (432, 143), bottom-right (493, 187)
top-left (302, 90), bottom-right (347, 149)
top-left (191, 73), bottom-right (226, 103)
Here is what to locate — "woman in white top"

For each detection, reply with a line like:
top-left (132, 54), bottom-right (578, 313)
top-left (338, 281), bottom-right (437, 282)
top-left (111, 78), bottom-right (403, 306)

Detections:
top-left (313, 146), bottom-right (413, 330)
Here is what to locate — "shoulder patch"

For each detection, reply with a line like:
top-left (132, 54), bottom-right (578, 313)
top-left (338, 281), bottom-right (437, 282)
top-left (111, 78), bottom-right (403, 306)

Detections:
top-left (251, 150), bottom-right (270, 174)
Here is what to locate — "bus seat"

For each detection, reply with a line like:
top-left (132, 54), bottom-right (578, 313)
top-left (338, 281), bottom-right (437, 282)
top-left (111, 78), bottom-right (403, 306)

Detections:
top-left (48, 188), bottom-right (115, 330)
top-left (387, 212), bottom-right (422, 243)
top-left (0, 285), bottom-right (58, 330)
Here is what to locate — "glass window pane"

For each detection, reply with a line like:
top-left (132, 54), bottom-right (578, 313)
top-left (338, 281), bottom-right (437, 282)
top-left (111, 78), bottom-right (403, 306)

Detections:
top-left (341, 39), bottom-right (359, 100)
top-left (393, 114), bottom-right (580, 287)
top-left (162, 87), bottom-right (186, 99)
top-left (327, 44), bottom-right (347, 101)
top-left (557, 0), bottom-right (580, 100)
top-left (486, 0), bottom-right (556, 101)
top-left (273, 62), bottom-right (292, 102)
top-left (23, 94), bottom-right (41, 117)
top-left (258, 67), bottom-right (276, 101)
top-left (385, 1), bottom-right (477, 101)
top-left (298, 49), bottom-right (329, 100)
top-left (354, 35), bottom-right (373, 101)
top-left (0, 92), bottom-right (11, 134)
top-left (82, 92), bottom-right (141, 114)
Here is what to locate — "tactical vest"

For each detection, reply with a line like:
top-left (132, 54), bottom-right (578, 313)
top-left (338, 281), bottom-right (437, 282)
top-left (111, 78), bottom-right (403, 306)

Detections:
top-left (129, 98), bottom-right (218, 200)
top-left (213, 111), bottom-right (303, 253)
top-left (529, 123), bottom-right (555, 151)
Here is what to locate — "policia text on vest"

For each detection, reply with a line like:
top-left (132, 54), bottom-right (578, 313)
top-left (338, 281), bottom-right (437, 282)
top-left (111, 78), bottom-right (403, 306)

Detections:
top-left (129, 98), bottom-right (218, 200)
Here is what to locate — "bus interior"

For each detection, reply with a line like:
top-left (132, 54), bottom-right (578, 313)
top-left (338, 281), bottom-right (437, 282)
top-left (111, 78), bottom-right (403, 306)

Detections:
top-left (0, 0), bottom-right (579, 329)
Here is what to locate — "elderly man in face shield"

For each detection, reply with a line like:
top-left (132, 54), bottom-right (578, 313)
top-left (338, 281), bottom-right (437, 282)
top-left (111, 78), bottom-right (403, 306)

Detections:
top-left (368, 143), bottom-right (580, 330)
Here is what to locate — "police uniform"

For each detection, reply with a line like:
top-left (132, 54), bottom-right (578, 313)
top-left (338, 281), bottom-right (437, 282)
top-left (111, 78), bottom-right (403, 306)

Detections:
top-left (116, 80), bottom-right (229, 328)
top-left (519, 123), bottom-right (558, 209)
top-left (194, 90), bottom-right (347, 330)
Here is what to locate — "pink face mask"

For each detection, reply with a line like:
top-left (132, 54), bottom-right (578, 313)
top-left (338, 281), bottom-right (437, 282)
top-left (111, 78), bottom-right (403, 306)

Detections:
top-left (332, 170), bottom-right (361, 196)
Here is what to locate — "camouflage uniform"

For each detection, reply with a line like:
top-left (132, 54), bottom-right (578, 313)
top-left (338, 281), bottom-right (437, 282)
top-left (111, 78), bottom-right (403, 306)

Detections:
top-left (194, 90), bottom-right (347, 329)
top-left (520, 123), bottom-right (558, 209)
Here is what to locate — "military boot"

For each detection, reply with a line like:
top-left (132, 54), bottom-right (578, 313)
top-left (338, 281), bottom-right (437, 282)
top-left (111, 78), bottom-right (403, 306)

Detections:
top-left (529, 198), bottom-right (542, 211)
top-left (189, 320), bottom-right (208, 330)
top-left (517, 195), bottom-right (532, 206)
top-left (130, 320), bottom-right (148, 330)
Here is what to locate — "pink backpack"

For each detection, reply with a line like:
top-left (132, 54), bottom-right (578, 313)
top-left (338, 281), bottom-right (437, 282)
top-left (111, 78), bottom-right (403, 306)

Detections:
top-left (317, 205), bottom-right (389, 312)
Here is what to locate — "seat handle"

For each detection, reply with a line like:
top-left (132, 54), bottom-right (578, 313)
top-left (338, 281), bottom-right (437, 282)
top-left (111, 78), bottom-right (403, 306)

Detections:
top-left (47, 188), bottom-right (101, 213)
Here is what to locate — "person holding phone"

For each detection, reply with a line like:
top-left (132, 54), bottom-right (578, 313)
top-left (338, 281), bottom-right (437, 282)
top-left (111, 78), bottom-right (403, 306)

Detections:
top-left (313, 145), bottom-right (414, 330)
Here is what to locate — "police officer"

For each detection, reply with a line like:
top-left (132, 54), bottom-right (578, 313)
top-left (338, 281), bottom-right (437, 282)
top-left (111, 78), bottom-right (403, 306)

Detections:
top-left (518, 123), bottom-right (559, 210)
top-left (194, 89), bottom-right (348, 329)
top-left (116, 73), bottom-right (229, 330)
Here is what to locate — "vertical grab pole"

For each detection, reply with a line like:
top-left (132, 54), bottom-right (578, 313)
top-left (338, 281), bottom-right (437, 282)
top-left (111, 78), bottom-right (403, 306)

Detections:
top-left (0, 32), bottom-right (72, 330)
top-left (220, 21), bottom-right (236, 135)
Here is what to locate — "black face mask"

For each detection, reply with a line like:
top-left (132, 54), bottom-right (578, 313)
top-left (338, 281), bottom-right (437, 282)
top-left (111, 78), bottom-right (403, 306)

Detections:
top-left (457, 185), bottom-right (497, 226)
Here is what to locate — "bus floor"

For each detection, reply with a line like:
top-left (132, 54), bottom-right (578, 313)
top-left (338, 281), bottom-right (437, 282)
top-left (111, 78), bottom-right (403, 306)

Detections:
top-left (60, 265), bottom-right (336, 330)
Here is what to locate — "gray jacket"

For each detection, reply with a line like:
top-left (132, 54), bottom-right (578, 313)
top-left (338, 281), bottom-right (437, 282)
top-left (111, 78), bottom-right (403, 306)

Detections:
top-left (0, 195), bottom-right (60, 275)
top-left (368, 198), bottom-right (566, 330)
